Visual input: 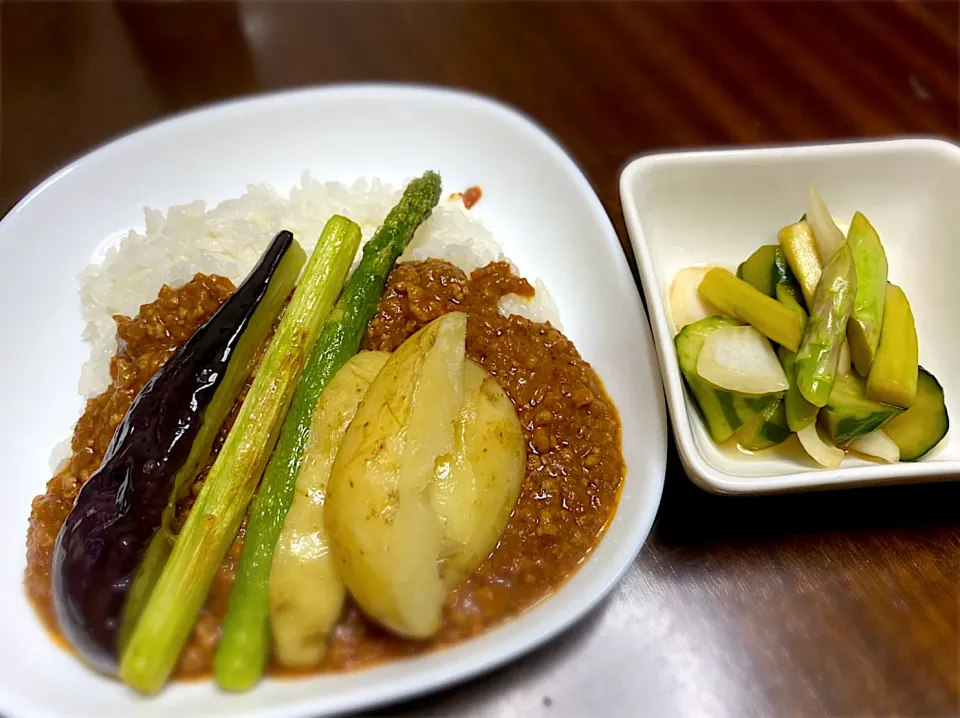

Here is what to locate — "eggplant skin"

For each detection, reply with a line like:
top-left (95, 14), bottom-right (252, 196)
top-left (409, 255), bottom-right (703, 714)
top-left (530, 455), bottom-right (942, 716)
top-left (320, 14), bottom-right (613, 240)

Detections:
top-left (53, 231), bottom-right (296, 674)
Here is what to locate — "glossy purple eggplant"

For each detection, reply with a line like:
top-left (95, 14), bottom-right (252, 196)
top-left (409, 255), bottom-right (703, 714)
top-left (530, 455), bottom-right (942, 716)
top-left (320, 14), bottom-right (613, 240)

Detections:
top-left (52, 231), bottom-right (305, 674)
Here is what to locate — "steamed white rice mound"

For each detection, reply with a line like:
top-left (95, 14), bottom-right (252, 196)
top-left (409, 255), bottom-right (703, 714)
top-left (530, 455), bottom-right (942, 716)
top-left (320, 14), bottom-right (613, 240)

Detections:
top-left (78, 174), bottom-right (560, 398)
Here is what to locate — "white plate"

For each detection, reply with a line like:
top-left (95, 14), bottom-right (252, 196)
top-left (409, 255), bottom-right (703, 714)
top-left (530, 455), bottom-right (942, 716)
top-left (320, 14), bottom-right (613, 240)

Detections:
top-left (0, 84), bottom-right (666, 717)
top-left (621, 138), bottom-right (958, 494)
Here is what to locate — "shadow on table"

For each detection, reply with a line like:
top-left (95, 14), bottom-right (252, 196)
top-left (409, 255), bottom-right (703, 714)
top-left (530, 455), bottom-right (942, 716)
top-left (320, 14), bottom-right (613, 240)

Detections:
top-left (652, 431), bottom-right (960, 549)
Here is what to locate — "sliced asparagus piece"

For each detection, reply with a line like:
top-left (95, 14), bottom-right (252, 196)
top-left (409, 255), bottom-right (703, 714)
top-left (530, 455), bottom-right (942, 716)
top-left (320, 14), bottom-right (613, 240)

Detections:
top-left (846, 212), bottom-right (889, 376)
top-left (866, 283), bottom-right (918, 409)
top-left (795, 243), bottom-right (857, 407)
top-left (777, 221), bottom-right (822, 308)
top-left (697, 268), bottom-right (804, 352)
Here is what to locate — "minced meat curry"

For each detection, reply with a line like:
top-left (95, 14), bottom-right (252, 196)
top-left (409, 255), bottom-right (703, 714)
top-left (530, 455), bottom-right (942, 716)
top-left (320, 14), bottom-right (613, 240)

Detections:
top-left (25, 261), bottom-right (624, 677)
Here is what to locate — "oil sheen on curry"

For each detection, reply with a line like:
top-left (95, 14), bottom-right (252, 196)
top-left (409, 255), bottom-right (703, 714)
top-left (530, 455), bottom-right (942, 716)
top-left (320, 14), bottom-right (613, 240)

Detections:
top-left (23, 172), bottom-right (624, 693)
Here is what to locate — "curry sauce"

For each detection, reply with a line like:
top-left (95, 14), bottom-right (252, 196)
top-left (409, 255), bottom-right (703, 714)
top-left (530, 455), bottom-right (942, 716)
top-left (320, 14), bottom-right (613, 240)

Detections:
top-left (25, 261), bottom-right (624, 677)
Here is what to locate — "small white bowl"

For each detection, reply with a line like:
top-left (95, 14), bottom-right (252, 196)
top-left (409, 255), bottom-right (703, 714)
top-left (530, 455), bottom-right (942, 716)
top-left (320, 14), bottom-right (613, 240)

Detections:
top-left (621, 138), bottom-right (959, 494)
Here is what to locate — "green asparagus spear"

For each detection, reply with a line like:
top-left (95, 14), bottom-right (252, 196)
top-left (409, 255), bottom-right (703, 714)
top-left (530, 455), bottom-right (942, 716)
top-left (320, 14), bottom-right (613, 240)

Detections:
top-left (213, 171), bottom-right (442, 691)
top-left (845, 212), bottom-right (888, 376)
top-left (795, 243), bottom-right (857, 407)
top-left (119, 216), bottom-right (362, 694)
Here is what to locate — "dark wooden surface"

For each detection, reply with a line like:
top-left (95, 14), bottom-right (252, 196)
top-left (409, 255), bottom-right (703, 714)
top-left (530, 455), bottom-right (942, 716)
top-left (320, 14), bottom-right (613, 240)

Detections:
top-left (3, 2), bottom-right (959, 716)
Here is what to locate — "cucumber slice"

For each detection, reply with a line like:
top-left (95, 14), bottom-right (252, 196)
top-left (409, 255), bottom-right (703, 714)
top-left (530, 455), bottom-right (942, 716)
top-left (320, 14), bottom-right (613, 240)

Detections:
top-left (774, 248), bottom-right (805, 308)
top-left (882, 368), bottom-right (949, 461)
top-left (675, 317), bottom-right (780, 443)
top-left (735, 398), bottom-right (790, 451)
top-left (737, 245), bottom-right (778, 297)
top-left (820, 373), bottom-right (902, 445)
top-left (737, 245), bottom-right (804, 307)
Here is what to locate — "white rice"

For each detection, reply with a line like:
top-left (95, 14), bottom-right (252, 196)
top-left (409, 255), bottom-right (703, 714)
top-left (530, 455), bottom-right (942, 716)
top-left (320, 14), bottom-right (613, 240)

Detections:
top-left (77, 174), bottom-right (560, 399)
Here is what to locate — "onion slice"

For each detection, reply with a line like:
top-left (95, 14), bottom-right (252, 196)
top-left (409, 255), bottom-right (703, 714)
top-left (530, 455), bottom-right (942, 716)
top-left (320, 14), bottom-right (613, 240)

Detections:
top-left (696, 325), bottom-right (788, 394)
top-left (848, 429), bottom-right (900, 463)
top-left (807, 185), bottom-right (847, 263)
top-left (669, 266), bottom-right (722, 333)
top-left (797, 423), bottom-right (844, 469)
top-left (837, 339), bottom-right (851, 376)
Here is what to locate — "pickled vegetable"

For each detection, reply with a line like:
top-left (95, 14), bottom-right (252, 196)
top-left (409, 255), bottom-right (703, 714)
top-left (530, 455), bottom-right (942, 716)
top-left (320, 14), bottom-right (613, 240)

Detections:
top-left (837, 339), bottom-right (852, 377)
top-left (882, 368), bottom-right (948, 460)
top-left (669, 266), bottom-right (722, 332)
top-left (698, 268), bottom-right (804, 351)
top-left (795, 244), bottom-right (857, 407)
top-left (796, 423), bottom-right (843, 469)
top-left (848, 430), bottom-right (900, 463)
top-left (776, 285), bottom-right (807, 333)
top-left (777, 221), bottom-right (822, 308)
top-left (696, 325), bottom-right (788, 394)
top-left (675, 317), bottom-right (780, 442)
top-left (52, 232), bottom-right (305, 674)
top-left (778, 347), bottom-right (818, 432)
top-left (735, 398), bottom-right (790, 451)
top-left (820, 373), bottom-right (902, 445)
top-left (774, 248), bottom-right (805, 308)
top-left (737, 245), bottom-right (779, 297)
top-left (846, 212), bottom-right (888, 375)
top-left (806, 186), bottom-right (846, 263)
top-left (866, 284), bottom-right (918, 409)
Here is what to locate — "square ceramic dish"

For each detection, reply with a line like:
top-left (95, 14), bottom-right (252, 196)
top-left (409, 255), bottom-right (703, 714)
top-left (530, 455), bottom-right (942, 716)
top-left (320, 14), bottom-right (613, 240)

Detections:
top-left (621, 138), bottom-right (959, 494)
top-left (0, 84), bottom-right (667, 717)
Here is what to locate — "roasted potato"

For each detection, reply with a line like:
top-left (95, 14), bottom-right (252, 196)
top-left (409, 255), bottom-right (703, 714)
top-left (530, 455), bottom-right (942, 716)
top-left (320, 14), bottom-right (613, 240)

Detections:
top-left (325, 313), bottom-right (468, 638)
top-left (432, 359), bottom-right (525, 588)
top-left (268, 351), bottom-right (389, 668)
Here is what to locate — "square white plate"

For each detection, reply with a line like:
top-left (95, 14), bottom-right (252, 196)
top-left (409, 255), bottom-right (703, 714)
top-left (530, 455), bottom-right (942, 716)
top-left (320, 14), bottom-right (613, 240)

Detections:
top-left (0, 85), bottom-right (667, 717)
top-left (621, 138), bottom-right (958, 494)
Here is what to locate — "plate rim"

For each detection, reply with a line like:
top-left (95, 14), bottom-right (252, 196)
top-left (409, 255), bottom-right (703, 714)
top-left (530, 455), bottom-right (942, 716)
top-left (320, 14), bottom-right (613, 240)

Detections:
top-left (2, 82), bottom-right (667, 716)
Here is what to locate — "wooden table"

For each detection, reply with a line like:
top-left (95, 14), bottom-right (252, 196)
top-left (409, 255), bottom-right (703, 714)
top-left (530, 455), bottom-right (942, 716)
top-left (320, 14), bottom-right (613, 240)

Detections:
top-left (3, 2), bottom-right (958, 715)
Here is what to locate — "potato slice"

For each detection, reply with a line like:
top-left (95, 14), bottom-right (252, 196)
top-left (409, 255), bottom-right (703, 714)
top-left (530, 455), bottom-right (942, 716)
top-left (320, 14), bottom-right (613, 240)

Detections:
top-left (325, 312), bottom-right (468, 638)
top-left (269, 350), bottom-right (390, 668)
top-left (432, 360), bottom-right (524, 588)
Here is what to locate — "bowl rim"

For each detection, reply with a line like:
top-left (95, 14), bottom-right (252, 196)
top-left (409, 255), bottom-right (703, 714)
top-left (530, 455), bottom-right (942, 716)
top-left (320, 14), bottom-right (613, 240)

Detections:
top-left (619, 136), bottom-right (960, 495)
top-left (1, 82), bottom-right (668, 716)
